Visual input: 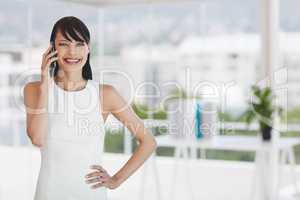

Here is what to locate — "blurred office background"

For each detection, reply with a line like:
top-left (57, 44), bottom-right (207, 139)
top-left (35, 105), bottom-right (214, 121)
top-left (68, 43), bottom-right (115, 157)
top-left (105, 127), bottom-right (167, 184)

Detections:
top-left (0, 0), bottom-right (300, 200)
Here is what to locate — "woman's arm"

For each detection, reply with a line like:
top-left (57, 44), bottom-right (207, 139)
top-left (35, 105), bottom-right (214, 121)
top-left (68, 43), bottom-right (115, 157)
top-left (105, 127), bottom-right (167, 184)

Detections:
top-left (105, 85), bottom-right (157, 187)
top-left (85, 84), bottom-right (157, 189)
top-left (23, 44), bottom-right (57, 148)
top-left (23, 82), bottom-right (48, 148)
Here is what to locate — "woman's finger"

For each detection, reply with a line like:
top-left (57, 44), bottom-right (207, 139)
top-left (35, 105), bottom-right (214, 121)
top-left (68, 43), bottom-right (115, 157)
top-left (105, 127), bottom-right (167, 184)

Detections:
top-left (85, 177), bottom-right (101, 184)
top-left (98, 176), bottom-right (109, 183)
top-left (43, 43), bottom-right (54, 58)
top-left (85, 171), bottom-right (106, 179)
top-left (45, 50), bottom-right (58, 60)
top-left (45, 56), bottom-right (58, 68)
top-left (42, 57), bottom-right (58, 75)
top-left (90, 165), bottom-right (106, 172)
top-left (86, 174), bottom-right (109, 182)
top-left (41, 50), bottom-right (56, 71)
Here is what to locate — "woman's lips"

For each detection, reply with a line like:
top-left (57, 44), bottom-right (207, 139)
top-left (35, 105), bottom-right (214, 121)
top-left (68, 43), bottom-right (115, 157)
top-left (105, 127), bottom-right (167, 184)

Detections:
top-left (63, 58), bottom-right (81, 64)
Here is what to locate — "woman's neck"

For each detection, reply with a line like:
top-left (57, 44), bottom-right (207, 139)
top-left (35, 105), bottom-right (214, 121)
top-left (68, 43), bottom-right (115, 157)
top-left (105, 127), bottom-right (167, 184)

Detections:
top-left (54, 72), bottom-right (87, 91)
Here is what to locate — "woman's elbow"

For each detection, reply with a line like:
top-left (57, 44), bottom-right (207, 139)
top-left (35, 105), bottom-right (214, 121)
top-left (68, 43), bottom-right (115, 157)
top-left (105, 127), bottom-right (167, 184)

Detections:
top-left (31, 138), bottom-right (44, 148)
top-left (32, 140), bottom-right (44, 148)
top-left (153, 137), bottom-right (157, 148)
top-left (27, 129), bottom-right (44, 148)
top-left (149, 136), bottom-right (157, 151)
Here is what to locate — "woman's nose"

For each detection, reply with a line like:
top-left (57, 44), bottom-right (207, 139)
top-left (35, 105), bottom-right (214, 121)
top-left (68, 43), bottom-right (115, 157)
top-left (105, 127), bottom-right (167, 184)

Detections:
top-left (68, 46), bottom-right (77, 55)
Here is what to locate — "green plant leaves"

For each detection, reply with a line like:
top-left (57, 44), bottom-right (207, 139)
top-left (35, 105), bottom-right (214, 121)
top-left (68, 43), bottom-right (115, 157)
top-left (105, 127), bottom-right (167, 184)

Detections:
top-left (241, 85), bottom-right (284, 132)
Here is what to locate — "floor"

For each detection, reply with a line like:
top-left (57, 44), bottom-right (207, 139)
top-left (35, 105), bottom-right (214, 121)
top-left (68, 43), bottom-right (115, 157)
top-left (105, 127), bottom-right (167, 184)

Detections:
top-left (0, 145), bottom-right (299, 200)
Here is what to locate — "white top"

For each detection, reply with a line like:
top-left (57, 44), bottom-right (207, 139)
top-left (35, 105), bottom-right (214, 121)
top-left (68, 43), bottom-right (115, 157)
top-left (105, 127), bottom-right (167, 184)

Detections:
top-left (34, 78), bottom-right (107, 200)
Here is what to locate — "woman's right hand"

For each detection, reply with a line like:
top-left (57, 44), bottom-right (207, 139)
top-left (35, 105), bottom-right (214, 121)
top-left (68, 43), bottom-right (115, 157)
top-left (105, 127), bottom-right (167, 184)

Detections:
top-left (40, 43), bottom-right (58, 90)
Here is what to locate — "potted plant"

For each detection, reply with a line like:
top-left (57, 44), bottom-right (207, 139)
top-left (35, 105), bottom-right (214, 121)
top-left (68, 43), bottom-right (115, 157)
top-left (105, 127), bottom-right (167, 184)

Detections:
top-left (242, 86), bottom-right (283, 141)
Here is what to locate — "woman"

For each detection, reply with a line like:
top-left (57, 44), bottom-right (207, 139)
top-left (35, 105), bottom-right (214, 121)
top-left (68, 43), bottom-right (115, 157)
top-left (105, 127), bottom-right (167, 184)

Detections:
top-left (23, 16), bottom-right (157, 199)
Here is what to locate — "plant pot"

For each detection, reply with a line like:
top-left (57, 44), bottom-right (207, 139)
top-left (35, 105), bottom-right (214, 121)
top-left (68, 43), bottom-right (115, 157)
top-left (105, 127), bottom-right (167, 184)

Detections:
top-left (261, 125), bottom-right (272, 141)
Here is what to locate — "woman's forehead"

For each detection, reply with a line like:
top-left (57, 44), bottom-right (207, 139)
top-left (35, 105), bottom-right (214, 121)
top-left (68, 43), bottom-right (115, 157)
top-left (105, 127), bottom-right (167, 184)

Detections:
top-left (55, 30), bottom-right (84, 42)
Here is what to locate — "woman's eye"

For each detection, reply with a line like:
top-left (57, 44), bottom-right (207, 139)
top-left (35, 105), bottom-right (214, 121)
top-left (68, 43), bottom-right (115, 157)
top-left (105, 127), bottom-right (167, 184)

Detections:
top-left (58, 43), bottom-right (67, 46)
top-left (77, 43), bottom-right (84, 46)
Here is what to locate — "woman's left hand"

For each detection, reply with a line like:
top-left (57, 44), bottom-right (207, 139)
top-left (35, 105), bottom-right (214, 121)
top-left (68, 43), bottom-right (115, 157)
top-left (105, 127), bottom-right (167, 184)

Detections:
top-left (85, 165), bottom-right (119, 190)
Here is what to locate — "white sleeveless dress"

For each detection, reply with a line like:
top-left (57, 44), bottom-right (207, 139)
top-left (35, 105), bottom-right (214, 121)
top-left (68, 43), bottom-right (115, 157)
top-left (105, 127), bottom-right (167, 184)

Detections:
top-left (34, 78), bottom-right (107, 200)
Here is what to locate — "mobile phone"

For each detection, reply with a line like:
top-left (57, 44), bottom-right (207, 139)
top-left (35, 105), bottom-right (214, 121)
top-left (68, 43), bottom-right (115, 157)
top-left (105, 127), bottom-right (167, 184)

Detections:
top-left (49, 45), bottom-right (57, 77)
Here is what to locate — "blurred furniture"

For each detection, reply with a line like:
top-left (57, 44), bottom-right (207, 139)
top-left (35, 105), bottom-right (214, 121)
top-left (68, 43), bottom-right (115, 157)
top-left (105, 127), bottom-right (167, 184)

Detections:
top-left (139, 98), bottom-right (300, 200)
top-left (155, 135), bottom-right (300, 200)
top-left (140, 98), bottom-right (219, 200)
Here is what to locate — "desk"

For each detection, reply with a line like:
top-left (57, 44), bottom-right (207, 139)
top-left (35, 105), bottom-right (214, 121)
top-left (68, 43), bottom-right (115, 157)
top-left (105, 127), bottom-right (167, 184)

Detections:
top-left (141, 135), bottom-right (300, 200)
top-left (156, 135), bottom-right (300, 152)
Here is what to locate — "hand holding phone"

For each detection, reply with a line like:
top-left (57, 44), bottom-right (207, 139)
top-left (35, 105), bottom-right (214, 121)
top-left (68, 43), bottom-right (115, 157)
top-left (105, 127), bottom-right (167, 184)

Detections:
top-left (40, 43), bottom-right (58, 88)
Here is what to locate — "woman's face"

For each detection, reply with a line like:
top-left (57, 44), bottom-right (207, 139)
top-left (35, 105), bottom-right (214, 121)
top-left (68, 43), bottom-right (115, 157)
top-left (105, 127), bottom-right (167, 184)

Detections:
top-left (54, 30), bottom-right (90, 72)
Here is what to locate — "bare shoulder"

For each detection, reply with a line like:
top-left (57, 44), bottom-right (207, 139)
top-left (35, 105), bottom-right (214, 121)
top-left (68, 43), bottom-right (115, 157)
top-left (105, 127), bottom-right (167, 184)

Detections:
top-left (99, 84), bottom-right (118, 97)
top-left (23, 81), bottom-right (42, 108)
top-left (99, 84), bottom-right (126, 112)
top-left (24, 81), bottom-right (41, 94)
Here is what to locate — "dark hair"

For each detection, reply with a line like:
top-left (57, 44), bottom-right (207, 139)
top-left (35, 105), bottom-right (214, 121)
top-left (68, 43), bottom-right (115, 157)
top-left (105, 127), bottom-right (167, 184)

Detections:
top-left (50, 16), bottom-right (92, 80)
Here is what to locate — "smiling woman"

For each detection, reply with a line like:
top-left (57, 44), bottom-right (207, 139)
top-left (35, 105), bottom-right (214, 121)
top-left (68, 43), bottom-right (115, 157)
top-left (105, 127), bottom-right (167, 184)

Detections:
top-left (50, 16), bottom-right (92, 82)
top-left (23, 16), bottom-right (157, 200)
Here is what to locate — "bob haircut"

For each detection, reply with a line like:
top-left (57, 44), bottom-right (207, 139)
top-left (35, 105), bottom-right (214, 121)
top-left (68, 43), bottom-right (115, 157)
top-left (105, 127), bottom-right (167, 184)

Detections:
top-left (50, 16), bottom-right (92, 80)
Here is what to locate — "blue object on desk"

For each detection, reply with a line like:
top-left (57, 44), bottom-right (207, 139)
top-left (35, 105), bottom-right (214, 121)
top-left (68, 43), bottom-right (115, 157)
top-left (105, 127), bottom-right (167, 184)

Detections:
top-left (195, 101), bottom-right (203, 140)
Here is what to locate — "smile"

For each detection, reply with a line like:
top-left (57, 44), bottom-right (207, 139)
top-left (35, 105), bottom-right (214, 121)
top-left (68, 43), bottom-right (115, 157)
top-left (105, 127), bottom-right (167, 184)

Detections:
top-left (63, 58), bottom-right (82, 64)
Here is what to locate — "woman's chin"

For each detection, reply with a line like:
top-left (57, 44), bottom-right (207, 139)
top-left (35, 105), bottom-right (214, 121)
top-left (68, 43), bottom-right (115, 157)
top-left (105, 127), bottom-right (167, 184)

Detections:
top-left (60, 65), bottom-right (84, 72)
